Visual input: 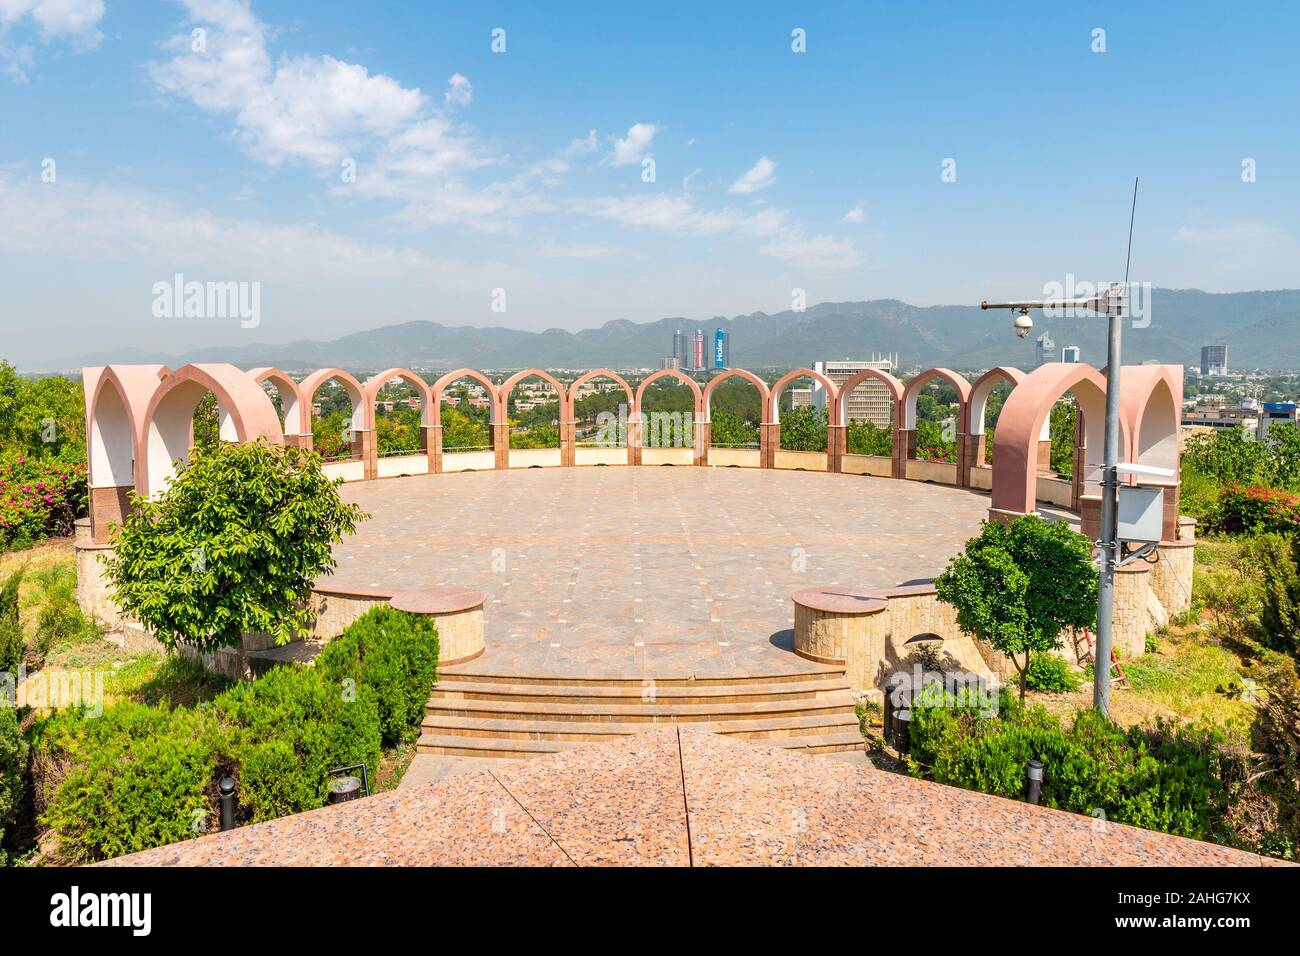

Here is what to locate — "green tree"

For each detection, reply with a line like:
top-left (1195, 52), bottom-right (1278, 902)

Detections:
top-left (779, 404), bottom-right (827, 451)
top-left (102, 441), bottom-right (368, 652)
top-left (1253, 533), bottom-right (1300, 661)
top-left (935, 515), bottom-right (1098, 702)
top-left (846, 420), bottom-right (892, 456)
top-left (1049, 401), bottom-right (1076, 477)
top-left (710, 409), bottom-right (758, 447)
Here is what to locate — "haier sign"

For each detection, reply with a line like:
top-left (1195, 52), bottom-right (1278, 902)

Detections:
top-left (713, 329), bottom-right (726, 369)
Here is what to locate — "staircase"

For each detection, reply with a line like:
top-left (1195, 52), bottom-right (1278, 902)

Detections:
top-left (418, 670), bottom-right (866, 759)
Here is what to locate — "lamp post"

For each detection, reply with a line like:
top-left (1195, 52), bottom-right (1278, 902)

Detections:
top-left (980, 281), bottom-right (1128, 717)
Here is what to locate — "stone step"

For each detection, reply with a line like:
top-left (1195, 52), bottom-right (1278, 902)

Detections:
top-left (415, 729), bottom-right (866, 759)
top-left (425, 692), bottom-right (860, 723)
top-left (428, 677), bottom-right (851, 705)
top-left (435, 668), bottom-right (845, 688)
top-left (421, 711), bottom-right (859, 742)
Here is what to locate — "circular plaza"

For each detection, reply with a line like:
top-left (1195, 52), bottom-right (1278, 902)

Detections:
top-left (320, 466), bottom-right (995, 679)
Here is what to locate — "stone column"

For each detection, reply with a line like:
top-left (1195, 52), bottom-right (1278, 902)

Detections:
top-left (697, 421), bottom-right (711, 466)
top-left (628, 411), bottom-right (642, 465)
top-left (1112, 562), bottom-right (1153, 660)
top-left (424, 425), bottom-right (441, 474)
top-left (891, 429), bottom-right (911, 479)
top-left (1149, 539), bottom-right (1195, 616)
top-left (1079, 494), bottom-right (1101, 543)
top-left (351, 428), bottom-right (377, 480)
top-left (1037, 439), bottom-right (1054, 474)
top-left (491, 422), bottom-right (510, 469)
top-left (760, 422), bottom-right (779, 469)
top-left (827, 424), bottom-right (846, 474)
top-left (560, 419), bottom-right (577, 466)
top-left (956, 432), bottom-right (981, 488)
top-left (90, 484), bottom-right (134, 544)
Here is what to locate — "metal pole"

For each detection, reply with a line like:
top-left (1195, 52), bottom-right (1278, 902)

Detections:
top-left (1094, 306), bottom-right (1123, 717)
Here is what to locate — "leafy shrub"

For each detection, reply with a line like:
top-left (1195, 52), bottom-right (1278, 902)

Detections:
top-left (0, 567), bottom-right (23, 675)
top-left (1213, 485), bottom-right (1300, 537)
top-left (0, 705), bottom-right (25, 864)
top-left (1250, 533), bottom-right (1300, 660)
top-left (0, 451), bottom-right (87, 553)
top-left (214, 664), bottom-right (380, 823)
top-left (315, 607), bottom-right (439, 746)
top-left (1017, 653), bottom-right (1084, 693)
top-left (103, 440), bottom-right (368, 651)
top-left (907, 689), bottom-right (1227, 841)
top-left (28, 566), bottom-right (99, 668)
top-left (39, 703), bottom-right (220, 863)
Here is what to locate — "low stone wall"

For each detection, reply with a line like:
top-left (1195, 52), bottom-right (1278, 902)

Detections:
top-left (440, 449), bottom-right (496, 472)
top-left (708, 446), bottom-right (761, 468)
top-left (904, 459), bottom-right (958, 484)
top-left (841, 454), bottom-right (893, 477)
top-left (1035, 474), bottom-right (1074, 508)
top-left (574, 446), bottom-right (627, 466)
top-left (968, 464), bottom-right (993, 490)
top-left (375, 453), bottom-right (428, 479)
top-left (642, 447), bottom-right (694, 466)
top-left (321, 459), bottom-right (366, 482)
top-left (509, 447), bottom-right (563, 468)
top-left (774, 449), bottom-right (827, 471)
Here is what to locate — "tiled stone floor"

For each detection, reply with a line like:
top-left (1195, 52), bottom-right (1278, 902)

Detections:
top-left (322, 467), bottom-right (997, 679)
top-left (107, 729), bottom-right (1282, 867)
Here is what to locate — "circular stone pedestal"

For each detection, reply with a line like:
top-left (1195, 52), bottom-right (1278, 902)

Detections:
top-left (792, 587), bottom-right (888, 665)
top-left (390, 586), bottom-right (487, 666)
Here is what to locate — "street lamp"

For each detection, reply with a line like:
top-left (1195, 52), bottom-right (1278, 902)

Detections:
top-left (976, 177), bottom-right (1154, 718)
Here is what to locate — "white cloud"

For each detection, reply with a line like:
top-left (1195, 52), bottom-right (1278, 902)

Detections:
top-left (537, 240), bottom-right (620, 259)
top-left (150, 2), bottom-right (428, 167)
top-left (444, 72), bottom-right (471, 107)
top-left (761, 230), bottom-right (863, 273)
top-left (0, 0), bottom-right (104, 82)
top-left (610, 123), bottom-right (656, 167)
top-left (841, 201), bottom-right (866, 224)
top-left (729, 156), bottom-right (776, 194)
top-left (576, 192), bottom-right (785, 238)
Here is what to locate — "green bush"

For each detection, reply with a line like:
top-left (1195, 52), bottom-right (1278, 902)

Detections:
top-left (215, 664), bottom-right (380, 823)
top-left (907, 688), bottom-right (1227, 841)
top-left (1213, 485), bottom-right (1300, 537)
top-left (103, 440), bottom-right (368, 652)
top-left (39, 703), bottom-right (220, 863)
top-left (0, 567), bottom-right (23, 675)
top-left (1251, 533), bottom-right (1300, 660)
top-left (0, 705), bottom-right (25, 864)
top-left (28, 566), bottom-right (98, 668)
top-left (1017, 653), bottom-right (1084, 693)
top-left (315, 607), bottom-right (439, 746)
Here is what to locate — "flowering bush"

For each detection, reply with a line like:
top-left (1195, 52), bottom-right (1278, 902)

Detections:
top-left (1213, 484), bottom-right (1300, 536)
top-left (0, 452), bottom-right (87, 552)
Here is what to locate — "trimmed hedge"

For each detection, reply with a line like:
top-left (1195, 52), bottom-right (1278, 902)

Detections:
top-left (315, 606), bottom-right (439, 746)
top-left (907, 688), bottom-right (1228, 841)
top-left (36, 605), bottom-right (438, 862)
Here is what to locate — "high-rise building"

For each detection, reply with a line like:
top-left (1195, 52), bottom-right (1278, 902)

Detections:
top-left (1201, 344), bottom-right (1228, 376)
top-left (1257, 402), bottom-right (1298, 442)
top-left (1061, 345), bottom-right (1081, 363)
top-left (693, 330), bottom-right (705, 371)
top-left (673, 329), bottom-right (689, 370)
top-left (811, 357), bottom-right (896, 428)
top-left (1035, 331), bottom-right (1056, 368)
top-left (713, 328), bottom-right (730, 369)
top-left (789, 388), bottom-right (813, 408)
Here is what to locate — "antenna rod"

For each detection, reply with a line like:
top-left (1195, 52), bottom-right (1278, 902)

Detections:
top-left (1123, 177), bottom-right (1138, 287)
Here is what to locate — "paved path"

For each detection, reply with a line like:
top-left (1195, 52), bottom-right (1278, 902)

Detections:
top-left (325, 467), bottom-right (995, 678)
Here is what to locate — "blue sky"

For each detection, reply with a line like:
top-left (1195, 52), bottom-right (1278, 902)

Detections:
top-left (1, 0), bottom-right (1297, 367)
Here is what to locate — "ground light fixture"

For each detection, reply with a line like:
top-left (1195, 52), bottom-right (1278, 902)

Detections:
top-left (978, 179), bottom-right (1162, 719)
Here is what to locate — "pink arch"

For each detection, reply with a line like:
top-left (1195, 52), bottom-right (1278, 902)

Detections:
top-left (566, 369), bottom-right (633, 418)
top-left (364, 368), bottom-right (433, 426)
top-left (634, 368), bottom-right (703, 417)
top-left (141, 363), bottom-right (284, 498)
top-left (248, 367), bottom-right (307, 436)
top-left (498, 368), bottom-right (568, 418)
top-left (1121, 364), bottom-right (1183, 476)
top-left (902, 368), bottom-right (972, 430)
top-left (702, 368), bottom-right (770, 423)
top-left (768, 368), bottom-right (840, 426)
top-left (967, 366), bottom-right (1025, 435)
top-left (431, 368), bottom-right (501, 427)
top-left (835, 367), bottom-right (904, 427)
top-left (991, 364), bottom-right (1130, 516)
top-left (298, 368), bottom-right (368, 434)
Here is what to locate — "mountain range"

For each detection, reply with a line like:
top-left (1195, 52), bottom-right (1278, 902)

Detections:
top-left (49, 288), bottom-right (1300, 374)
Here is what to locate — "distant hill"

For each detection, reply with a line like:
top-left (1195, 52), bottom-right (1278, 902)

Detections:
top-left (55, 288), bottom-right (1300, 374)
